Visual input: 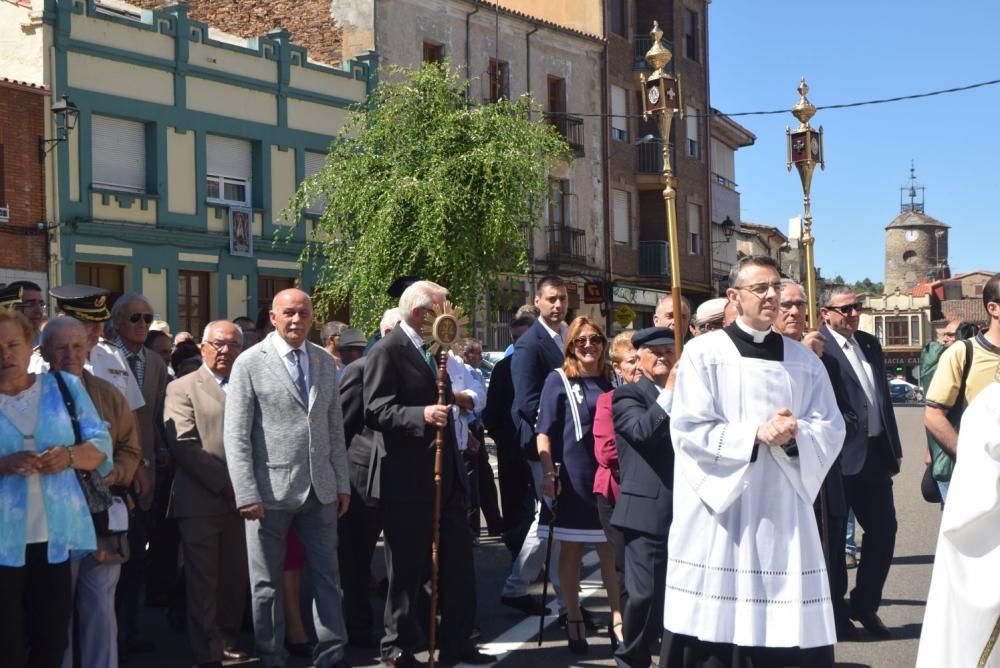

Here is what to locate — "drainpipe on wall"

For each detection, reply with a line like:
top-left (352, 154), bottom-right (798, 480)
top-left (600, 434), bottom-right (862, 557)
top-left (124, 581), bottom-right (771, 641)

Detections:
top-left (465, 3), bottom-right (480, 83)
top-left (525, 23), bottom-right (538, 273)
top-left (600, 9), bottom-right (614, 334)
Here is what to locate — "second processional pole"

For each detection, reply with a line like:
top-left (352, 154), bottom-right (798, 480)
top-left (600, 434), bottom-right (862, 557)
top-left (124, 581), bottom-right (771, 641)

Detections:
top-left (786, 77), bottom-right (825, 330)
top-left (640, 20), bottom-right (685, 356)
top-left (421, 299), bottom-right (469, 668)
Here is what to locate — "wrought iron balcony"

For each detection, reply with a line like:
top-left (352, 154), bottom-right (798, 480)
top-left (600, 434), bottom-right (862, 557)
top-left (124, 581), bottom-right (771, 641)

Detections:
top-left (547, 113), bottom-right (585, 156)
top-left (639, 240), bottom-right (669, 276)
top-left (634, 35), bottom-right (674, 70)
top-left (545, 225), bottom-right (586, 264)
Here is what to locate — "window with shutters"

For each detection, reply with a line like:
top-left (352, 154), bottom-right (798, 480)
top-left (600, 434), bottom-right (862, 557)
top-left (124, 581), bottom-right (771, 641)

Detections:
top-left (613, 189), bottom-right (630, 245)
top-left (303, 151), bottom-right (327, 215)
top-left (0, 143), bottom-right (6, 221)
top-left (685, 105), bottom-right (701, 159)
top-left (609, 0), bottom-right (625, 36)
top-left (178, 270), bottom-right (210, 337)
top-left (423, 42), bottom-right (444, 64)
top-left (206, 135), bottom-right (252, 206)
top-left (688, 202), bottom-right (703, 255)
top-left (92, 115), bottom-right (146, 193)
top-left (611, 86), bottom-right (628, 142)
top-left (684, 9), bottom-right (701, 62)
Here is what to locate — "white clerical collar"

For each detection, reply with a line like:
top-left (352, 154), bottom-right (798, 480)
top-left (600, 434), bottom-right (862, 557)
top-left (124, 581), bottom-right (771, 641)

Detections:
top-left (399, 319), bottom-right (425, 351)
top-left (735, 317), bottom-right (771, 343)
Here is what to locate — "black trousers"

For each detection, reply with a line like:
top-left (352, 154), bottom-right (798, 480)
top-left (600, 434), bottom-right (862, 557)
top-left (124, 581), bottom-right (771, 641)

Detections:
top-left (380, 489), bottom-right (475, 659)
top-left (659, 630), bottom-right (834, 668)
top-left (0, 543), bottom-right (73, 668)
top-left (464, 440), bottom-right (503, 534)
top-left (842, 437), bottom-right (897, 615)
top-left (495, 437), bottom-right (533, 552)
top-left (116, 508), bottom-right (148, 643)
top-left (814, 498), bottom-right (849, 625)
top-left (616, 528), bottom-right (666, 668)
top-left (337, 490), bottom-right (383, 642)
top-left (595, 494), bottom-right (626, 610)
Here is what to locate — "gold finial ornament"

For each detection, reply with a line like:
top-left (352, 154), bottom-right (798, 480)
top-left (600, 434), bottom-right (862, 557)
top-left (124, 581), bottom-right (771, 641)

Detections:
top-left (638, 20), bottom-right (686, 356)
top-left (785, 78), bottom-right (826, 330)
top-left (420, 300), bottom-right (469, 355)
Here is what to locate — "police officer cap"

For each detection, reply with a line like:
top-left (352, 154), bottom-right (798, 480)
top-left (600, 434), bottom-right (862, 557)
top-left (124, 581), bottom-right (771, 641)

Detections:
top-left (0, 284), bottom-right (23, 310)
top-left (49, 284), bottom-right (112, 322)
top-left (387, 275), bottom-right (420, 299)
top-left (631, 326), bottom-right (675, 348)
top-left (338, 327), bottom-right (368, 349)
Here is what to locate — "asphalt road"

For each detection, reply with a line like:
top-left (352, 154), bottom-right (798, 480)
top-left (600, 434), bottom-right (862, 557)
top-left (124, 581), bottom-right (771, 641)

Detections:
top-left (135, 405), bottom-right (936, 667)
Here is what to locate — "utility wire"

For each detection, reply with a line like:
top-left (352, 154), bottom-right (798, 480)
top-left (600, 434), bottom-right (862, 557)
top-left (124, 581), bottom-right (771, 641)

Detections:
top-left (539, 76), bottom-right (1000, 120)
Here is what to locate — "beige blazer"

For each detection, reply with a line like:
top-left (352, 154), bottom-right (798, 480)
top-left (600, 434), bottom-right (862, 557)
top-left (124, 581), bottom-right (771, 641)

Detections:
top-left (164, 365), bottom-right (237, 518)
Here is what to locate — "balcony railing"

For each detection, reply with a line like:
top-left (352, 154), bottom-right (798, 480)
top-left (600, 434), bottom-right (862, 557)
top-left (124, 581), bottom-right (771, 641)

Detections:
top-left (634, 35), bottom-right (674, 70)
top-left (636, 140), bottom-right (676, 175)
top-left (712, 172), bottom-right (738, 190)
top-left (547, 113), bottom-right (585, 155)
top-left (546, 225), bottom-right (586, 264)
top-left (639, 240), bottom-right (669, 276)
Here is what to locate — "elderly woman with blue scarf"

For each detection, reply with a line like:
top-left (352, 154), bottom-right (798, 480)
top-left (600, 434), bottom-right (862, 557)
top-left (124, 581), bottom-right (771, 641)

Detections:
top-left (0, 309), bottom-right (112, 668)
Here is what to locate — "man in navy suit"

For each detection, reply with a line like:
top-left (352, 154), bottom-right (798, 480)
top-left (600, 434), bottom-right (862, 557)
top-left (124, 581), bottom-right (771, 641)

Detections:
top-left (499, 276), bottom-right (568, 618)
top-left (611, 327), bottom-right (676, 668)
top-left (819, 285), bottom-right (902, 639)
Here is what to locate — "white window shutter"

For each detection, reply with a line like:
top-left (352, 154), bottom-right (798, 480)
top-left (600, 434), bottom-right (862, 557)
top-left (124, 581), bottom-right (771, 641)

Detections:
top-left (613, 189), bottom-right (629, 244)
top-left (92, 115), bottom-right (146, 192)
top-left (207, 135), bottom-right (251, 179)
top-left (611, 86), bottom-right (627, 134)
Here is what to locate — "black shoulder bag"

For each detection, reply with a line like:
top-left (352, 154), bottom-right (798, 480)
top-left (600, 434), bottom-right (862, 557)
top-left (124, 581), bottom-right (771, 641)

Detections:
top-left (52, 371), bottom-right (119, 535)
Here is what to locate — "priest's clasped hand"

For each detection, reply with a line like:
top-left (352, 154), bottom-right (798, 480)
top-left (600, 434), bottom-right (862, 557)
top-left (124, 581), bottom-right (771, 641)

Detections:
top-left (757, 408), bottom-right (798, 447)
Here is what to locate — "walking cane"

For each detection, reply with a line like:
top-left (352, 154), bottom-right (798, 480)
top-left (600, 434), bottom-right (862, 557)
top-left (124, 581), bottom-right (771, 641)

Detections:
top-left (537, 462), bottom-right (561, 646)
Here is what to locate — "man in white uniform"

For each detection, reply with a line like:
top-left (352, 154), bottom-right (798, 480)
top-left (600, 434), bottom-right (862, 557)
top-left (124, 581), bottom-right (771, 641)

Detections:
top-left (664, 255), bottom-right (846, 667)
top-left (917, 366), bottom-right (1000, 667)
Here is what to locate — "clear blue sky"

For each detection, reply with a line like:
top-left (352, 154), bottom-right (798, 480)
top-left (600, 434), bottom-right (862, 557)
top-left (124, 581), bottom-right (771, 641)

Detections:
top-left (707, 1), bottom-right (999, 283)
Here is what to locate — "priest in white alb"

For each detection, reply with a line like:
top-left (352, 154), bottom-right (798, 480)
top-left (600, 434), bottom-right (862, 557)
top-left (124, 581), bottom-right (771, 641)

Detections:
top-left (916, 367), bottom-right (1000, 668)
top-left (663, 255), bottom-right (846, 667)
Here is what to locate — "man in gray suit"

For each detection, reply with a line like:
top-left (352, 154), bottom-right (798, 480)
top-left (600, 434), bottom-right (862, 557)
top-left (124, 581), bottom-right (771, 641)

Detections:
top-left (224, 288), bottom-right (352, 668)
top-left (165, 320), bottom-right (249, 668)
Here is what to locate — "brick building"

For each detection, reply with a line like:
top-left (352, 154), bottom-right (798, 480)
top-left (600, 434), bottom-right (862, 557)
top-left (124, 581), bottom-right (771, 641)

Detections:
top-left (0, 77), bottom-right (48, 289)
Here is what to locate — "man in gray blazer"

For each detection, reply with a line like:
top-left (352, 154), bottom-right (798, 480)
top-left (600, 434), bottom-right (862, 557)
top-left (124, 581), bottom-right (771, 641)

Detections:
top-left (224, 289), bottom-right (352, 668)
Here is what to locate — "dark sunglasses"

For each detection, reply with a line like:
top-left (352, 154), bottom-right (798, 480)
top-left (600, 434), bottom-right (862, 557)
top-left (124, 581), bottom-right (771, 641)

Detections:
top-left (825, 302), bottom-right (863, 316)
top-left (572, 335), bottom-right (605, 348)
top-left (129, 313), bottom-right (154, 324)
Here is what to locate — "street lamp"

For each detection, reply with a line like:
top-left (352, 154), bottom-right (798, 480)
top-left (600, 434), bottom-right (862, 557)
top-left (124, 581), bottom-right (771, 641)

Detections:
top-left (38, 94), bottom-right (79, 161)
top-left (786, 78), bottom-right (824, 329)
top-left (713, 215), bottom-right (736, 243)
top-left (639, 20), bottom-right (685, 355)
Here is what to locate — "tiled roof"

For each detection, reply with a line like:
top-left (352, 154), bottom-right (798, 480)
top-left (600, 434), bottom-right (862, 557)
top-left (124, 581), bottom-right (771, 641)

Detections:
top-left (939, 299), bottom-right (988, 326)
top-left (885, 210), bottom-right (947, 229)
top-left (0, 77), bottom-right (49, 95)
top-left (908, 283), bottom-right (933, 297)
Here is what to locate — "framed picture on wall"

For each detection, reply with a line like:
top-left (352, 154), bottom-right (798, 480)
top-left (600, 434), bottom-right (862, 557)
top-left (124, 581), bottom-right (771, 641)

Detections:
top-left (229, 206), bottom-right (253, 257)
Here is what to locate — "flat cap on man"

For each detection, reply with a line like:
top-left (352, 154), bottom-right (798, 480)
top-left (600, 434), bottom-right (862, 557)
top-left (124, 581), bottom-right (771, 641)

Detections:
top-left (695, 297), bottom-right (729, 326)
top-left (338, 328), bottom-right (368, 349)
top-left (50, 284), bottom-right (112, 322)
top-left (0, 284), bottom-right (22, 310)
top-left (631, 326), bottom-right (675, 348)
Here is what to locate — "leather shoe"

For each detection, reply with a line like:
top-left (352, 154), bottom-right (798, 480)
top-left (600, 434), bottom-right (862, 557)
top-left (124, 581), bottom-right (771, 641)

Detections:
top-left (850, 610), bottom-right (892, 638)
top-left (381, 651), bottom-right (427, 667)
top-left (500, 594), bottom-right (550, 616)
top-left (835, 616), bottom-right (859, 641)
top-left (223, 646), bottom-right (250, 660)
top-left (437, 649), bottom-right (498, 666)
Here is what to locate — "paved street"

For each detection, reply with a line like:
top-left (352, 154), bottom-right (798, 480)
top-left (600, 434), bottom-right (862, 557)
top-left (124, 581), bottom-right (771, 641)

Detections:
top-left (137, 406), bottom-right (936, 667)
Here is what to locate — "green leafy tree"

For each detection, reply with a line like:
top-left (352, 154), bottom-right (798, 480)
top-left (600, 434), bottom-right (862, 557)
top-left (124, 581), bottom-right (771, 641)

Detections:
top-left (285, 61), bottom-right (572, 332)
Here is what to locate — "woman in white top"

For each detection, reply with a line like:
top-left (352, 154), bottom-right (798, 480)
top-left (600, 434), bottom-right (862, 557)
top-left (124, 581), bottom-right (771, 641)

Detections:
top-left (0, 309), bottom-right (112, 668)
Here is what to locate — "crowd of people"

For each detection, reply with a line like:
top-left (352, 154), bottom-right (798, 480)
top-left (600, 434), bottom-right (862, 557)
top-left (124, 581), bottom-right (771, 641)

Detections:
top-left (0, 260), bottom-right (998, 668)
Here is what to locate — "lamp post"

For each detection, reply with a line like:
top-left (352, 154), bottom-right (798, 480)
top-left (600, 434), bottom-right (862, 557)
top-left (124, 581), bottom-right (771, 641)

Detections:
top-left (786, 79), bottom-right (824, 329)
top-left (639, 21), bottom-right (685, 354)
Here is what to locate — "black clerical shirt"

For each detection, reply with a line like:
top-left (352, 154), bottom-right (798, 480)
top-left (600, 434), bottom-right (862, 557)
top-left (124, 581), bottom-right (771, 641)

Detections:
top-left (723, 322), bottom-right (784, 362)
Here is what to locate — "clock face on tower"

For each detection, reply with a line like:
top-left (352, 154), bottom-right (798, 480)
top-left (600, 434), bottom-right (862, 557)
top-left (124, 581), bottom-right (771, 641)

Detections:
top-left (905, 229), bottom-right (919, 242)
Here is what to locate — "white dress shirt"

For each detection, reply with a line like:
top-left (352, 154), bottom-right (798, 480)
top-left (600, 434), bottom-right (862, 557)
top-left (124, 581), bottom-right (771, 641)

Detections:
top-left (826, 327), bottom-right (883, 437)
top-left (268, 331), bottom-right (310, 391)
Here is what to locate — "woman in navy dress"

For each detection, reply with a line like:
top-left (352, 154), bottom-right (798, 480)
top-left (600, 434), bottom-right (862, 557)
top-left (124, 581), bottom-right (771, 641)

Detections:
top-left (537, 316), bottom-right (621, 655)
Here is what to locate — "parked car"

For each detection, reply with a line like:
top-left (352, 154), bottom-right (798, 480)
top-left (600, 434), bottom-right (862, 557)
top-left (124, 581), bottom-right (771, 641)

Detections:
top-left (889, 379), bottom-right (923, 403)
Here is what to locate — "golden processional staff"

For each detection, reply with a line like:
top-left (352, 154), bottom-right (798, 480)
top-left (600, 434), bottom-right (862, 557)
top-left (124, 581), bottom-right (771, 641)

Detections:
top-left (640, 21), bottom-right (685, 356)
top-left (420, 300), bottom-right (469, 668)
top-left (786, 78), bottom-right (825, 329)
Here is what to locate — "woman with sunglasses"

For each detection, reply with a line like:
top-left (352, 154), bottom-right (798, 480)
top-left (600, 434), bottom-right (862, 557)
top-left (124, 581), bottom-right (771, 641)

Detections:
top-left (536, 316), bottom-right (621, 655)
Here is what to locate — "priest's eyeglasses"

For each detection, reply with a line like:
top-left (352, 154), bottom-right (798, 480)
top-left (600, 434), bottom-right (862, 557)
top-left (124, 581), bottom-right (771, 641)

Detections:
top-left (204, 340), bottom-right (243, 352)
top-left (825, 302), bottom-right (864, 316)
top-left (735, 281), bottom-right (782, 298)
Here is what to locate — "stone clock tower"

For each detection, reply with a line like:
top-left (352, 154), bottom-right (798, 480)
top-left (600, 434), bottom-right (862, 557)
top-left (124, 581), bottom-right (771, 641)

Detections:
top-left (884, 166), bottom-right (949, 294)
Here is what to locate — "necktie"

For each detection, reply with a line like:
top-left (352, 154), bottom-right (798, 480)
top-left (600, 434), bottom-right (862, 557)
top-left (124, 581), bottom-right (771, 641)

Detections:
top-left (127, 353), bottom-right (140, 380)
top-left (291, 349), bottom-right (309, 406)
top-left (422, 343), bottom-right (437, 373)
top-left (220, 378), bottom-right (229, 393)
